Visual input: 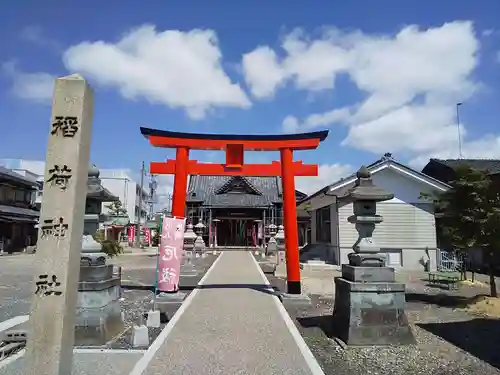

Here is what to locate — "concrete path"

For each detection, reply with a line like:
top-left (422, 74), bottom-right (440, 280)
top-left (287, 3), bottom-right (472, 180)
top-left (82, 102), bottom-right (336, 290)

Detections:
top-left (131, 251), bottom-right (324, 375)
top-left (0, 349), bottom-right (145, 375)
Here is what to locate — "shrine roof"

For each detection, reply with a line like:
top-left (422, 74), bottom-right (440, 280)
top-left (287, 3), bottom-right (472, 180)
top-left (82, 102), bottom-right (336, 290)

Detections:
top-left (140, 127), bottom-right (328, 151)
top-left (187, 175), bottom-right (306, 208)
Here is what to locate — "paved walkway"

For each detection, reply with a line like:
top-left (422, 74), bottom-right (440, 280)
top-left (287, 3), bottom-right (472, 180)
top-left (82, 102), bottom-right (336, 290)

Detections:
top-left (132, 251), bottom-right (324, 375)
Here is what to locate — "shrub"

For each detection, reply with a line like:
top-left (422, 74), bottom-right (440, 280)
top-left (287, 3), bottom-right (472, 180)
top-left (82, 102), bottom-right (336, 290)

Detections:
top-left (93, 231), bottom-right (123, 257)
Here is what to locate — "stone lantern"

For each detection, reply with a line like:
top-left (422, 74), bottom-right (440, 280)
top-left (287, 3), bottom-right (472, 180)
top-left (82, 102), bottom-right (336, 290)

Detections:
top-left (194, 221), bottom-right (206, 258)
top-left (76, 235), bottom-right (122, 342)
top-left (275, 225), bottom-right (286, 265)
top-left (180, 223), bottom-right (197, 276)
top-left (266, 223), bottom-right (278, 255)
top-left (346, 166), bottom-right (394, 267)
top-left (332, 166), bottom-right (414, 346)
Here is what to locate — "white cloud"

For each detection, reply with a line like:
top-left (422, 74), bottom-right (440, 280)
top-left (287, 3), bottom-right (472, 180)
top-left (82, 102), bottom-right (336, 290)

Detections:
top-left (296, 163), bottom-right (353, 195)
top-left (409, 135), bottom-right (500, 169)
top-left (241, 46), bottom-right (285, 98)
top-left (0, 159), bottom-right (46, 176)
top-left (243, 21), bottom-right (499, 164)
top-left (2, 61), bottom-right (55, 103)
top-left (63, 25), bottom-right (251, 119)
top-left (242, 30), bottom-right (349, 98)
top-left (282, 107), bottom-right (352, 133)
top-left (19, 25), bottom-right (61, 51)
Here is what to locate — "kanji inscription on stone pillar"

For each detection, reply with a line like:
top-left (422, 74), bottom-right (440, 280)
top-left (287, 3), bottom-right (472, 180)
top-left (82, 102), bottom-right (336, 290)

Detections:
top-left (24, 74), bottom-right (94, 375)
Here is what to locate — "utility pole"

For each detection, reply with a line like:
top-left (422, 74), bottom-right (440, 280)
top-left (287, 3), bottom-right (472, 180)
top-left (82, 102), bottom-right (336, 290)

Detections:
top-left (136, 161), bottom-right (145, 248)
top-left (456, 102), bottom-right (463, 159)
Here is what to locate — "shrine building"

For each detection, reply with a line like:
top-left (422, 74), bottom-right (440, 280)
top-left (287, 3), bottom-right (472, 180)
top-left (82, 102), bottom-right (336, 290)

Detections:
top-left (186, 175), bottom-right (308, 247)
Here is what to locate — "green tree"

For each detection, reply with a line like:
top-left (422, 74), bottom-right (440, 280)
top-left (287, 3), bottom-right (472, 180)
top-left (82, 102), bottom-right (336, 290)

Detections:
top-left (93, 230), bottom-right (123, 257)
top-left (106, 200), bottom-right (127, 216)
top-left (425, 165), bottom-right (499, 297)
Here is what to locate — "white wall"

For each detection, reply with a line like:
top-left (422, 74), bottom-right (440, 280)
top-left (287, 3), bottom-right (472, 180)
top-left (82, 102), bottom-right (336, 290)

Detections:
top-left (308, 166), bottom-right (443, 270)
top-left (100, 169), bottom-right (148, 224)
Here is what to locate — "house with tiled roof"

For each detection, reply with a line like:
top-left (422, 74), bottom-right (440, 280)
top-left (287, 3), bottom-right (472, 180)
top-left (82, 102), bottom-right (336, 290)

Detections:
top-left (0, 166), bottom-right (39, 253)
top-left (422, 158), bottom-right (500, 184)
top-left (422, 158), bottom-right (500, 270)
top-left (186, 175), bottom-right (307, 247)
top-left (297, 154), bottom-right (450, 271)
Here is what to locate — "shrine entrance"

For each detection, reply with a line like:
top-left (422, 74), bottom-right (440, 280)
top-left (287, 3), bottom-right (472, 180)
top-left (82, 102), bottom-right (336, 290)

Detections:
top-left (140, 127), bottom-right (328, 294)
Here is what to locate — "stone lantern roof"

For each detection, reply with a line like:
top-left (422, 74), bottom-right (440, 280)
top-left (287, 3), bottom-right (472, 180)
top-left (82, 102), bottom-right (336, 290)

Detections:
top-left (348, 166), bottom-right (394, 202)
top-left (87, 164), bottom-right (118, 202)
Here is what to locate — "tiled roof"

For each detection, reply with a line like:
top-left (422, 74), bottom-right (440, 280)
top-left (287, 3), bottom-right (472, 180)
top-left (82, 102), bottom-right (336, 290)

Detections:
top-left (431, 159), bottom-right (500, 174)
top-left (0, 166), bottom-right (38, 188)
top-left (0, 204), bottom-right (39, 218)
top-left (187, 175), bottom-right (282, 207)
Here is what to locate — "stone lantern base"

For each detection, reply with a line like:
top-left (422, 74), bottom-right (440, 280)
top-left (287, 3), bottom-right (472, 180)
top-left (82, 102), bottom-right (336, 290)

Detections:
top-left (332, 265), bottom-right (415, 346)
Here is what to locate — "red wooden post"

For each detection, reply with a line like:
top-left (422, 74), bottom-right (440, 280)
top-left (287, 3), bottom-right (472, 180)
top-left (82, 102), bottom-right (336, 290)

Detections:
top-left (171, 147), bottom-right (189, 218)
top-left (280, 147), bottom-right (301, 294)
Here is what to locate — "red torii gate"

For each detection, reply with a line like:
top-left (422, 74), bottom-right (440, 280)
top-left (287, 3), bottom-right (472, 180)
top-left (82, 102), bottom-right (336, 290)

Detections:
top-left (140, 127), bottom-right (328, 295)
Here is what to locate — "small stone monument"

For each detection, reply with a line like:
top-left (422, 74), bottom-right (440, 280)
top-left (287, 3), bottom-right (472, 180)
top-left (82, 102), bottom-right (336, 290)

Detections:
top-left (25, 74), bottom-right (94, 375)
top-left (75, 235), bottom-right (122, 344)
top-left (332, 166), bottom-right (415, 346)
top-left (180, 223), bottom-right (198, 276)
top-left (194, 221), bottom-right (206, 258)
top-left (266, 223), bottom-right (278, 255)
top-left (275, 225), bottom-right (286, 265)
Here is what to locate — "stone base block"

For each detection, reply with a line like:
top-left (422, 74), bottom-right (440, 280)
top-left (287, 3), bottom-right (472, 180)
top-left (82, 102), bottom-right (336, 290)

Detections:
top-left (77, 283), bottom-right (121, 309)
top-left (155, 292), bottom-right (187, 313)
top-left (132, 325), bottom-right (149, 348)
top-left (80, 252), bottom-right (107, 266)
top-left (79, 264), bottom-right (114, 282)
top-left (332, 277), bottom-right (415, 346)
top-left (180, 263), bottom-right (199, 277)
top-left (78, 276), bottom-right (121, 292)
top-left (75, 298), bottom-right (122, 326)
top-left (342, 265), bottom-right (395, 283)
top-left (280, 293), bottom-right (311, 306)
top-left (74, 299), bottom-right (124, 345)
top-left (348, 253), bottom-right (386, 267)
top-left (146, 310), bottom-right (161, 328)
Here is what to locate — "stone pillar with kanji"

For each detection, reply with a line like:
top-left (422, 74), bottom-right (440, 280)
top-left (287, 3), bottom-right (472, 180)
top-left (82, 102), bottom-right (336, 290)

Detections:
top-left (25, 74), bottom-right (94, 375)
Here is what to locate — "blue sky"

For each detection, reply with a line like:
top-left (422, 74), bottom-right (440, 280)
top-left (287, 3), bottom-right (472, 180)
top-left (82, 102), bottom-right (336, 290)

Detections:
top-left (1, 0), bottom-right (500, 195)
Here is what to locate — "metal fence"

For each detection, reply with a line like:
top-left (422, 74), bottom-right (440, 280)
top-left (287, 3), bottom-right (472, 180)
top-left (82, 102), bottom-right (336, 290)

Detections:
top-left (438, 250), bottom-right (462, 272)
top-left (437, 249), bottom-right (476, 272)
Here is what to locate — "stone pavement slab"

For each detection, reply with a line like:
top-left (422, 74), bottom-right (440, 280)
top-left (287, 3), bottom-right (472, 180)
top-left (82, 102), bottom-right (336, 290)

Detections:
top-left (0, 350), bottom-right (144, 375)
top-left (133, 251), bottom-right (324, 375)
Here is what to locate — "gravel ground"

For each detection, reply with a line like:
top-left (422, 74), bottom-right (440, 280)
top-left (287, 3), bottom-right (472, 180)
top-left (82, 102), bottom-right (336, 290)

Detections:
top-left (258, 261), bottom-right (500, 375)
top-left (0, 253), bottom-right (217, 351)
top-left (99, 254), bottom-right (218, 350)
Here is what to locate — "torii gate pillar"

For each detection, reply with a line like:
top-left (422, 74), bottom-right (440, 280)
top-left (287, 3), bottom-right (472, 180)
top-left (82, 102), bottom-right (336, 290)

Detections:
top-left (172, 147), bottom-right (189, 218)
top-left (280, 148), bottom-right (300, 293)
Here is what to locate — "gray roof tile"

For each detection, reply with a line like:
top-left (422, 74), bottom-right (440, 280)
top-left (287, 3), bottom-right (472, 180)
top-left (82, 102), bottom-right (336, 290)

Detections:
top-left (432, 159), bottom-right (500, 174)
top-left (187, 175), bottom-right (282, 207)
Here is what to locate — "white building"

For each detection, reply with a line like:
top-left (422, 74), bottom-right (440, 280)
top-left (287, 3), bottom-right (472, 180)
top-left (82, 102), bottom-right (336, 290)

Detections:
top-left (99, 169), bottom-right (149, 225)
top-left (298, 156), bottom-right (450, 271)
top-left (8, 168), bottom-right (44, 209)
top-left (0, 159), bottom-right (148, 226)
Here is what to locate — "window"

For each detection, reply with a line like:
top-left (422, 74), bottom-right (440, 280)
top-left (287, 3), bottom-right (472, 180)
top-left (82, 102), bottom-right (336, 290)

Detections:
top-left (15, 189), bottom-right (25, 203)
top-left (5, 187), bottom-right (15, 202)
top-left (0, 186), bottom-right (6, 202)
top-left (315, 205), bottom-right (331, 243)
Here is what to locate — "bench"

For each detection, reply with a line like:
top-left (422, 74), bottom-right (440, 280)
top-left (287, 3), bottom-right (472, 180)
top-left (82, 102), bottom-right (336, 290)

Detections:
top-left (428, 272), bottom-right (460, 290)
